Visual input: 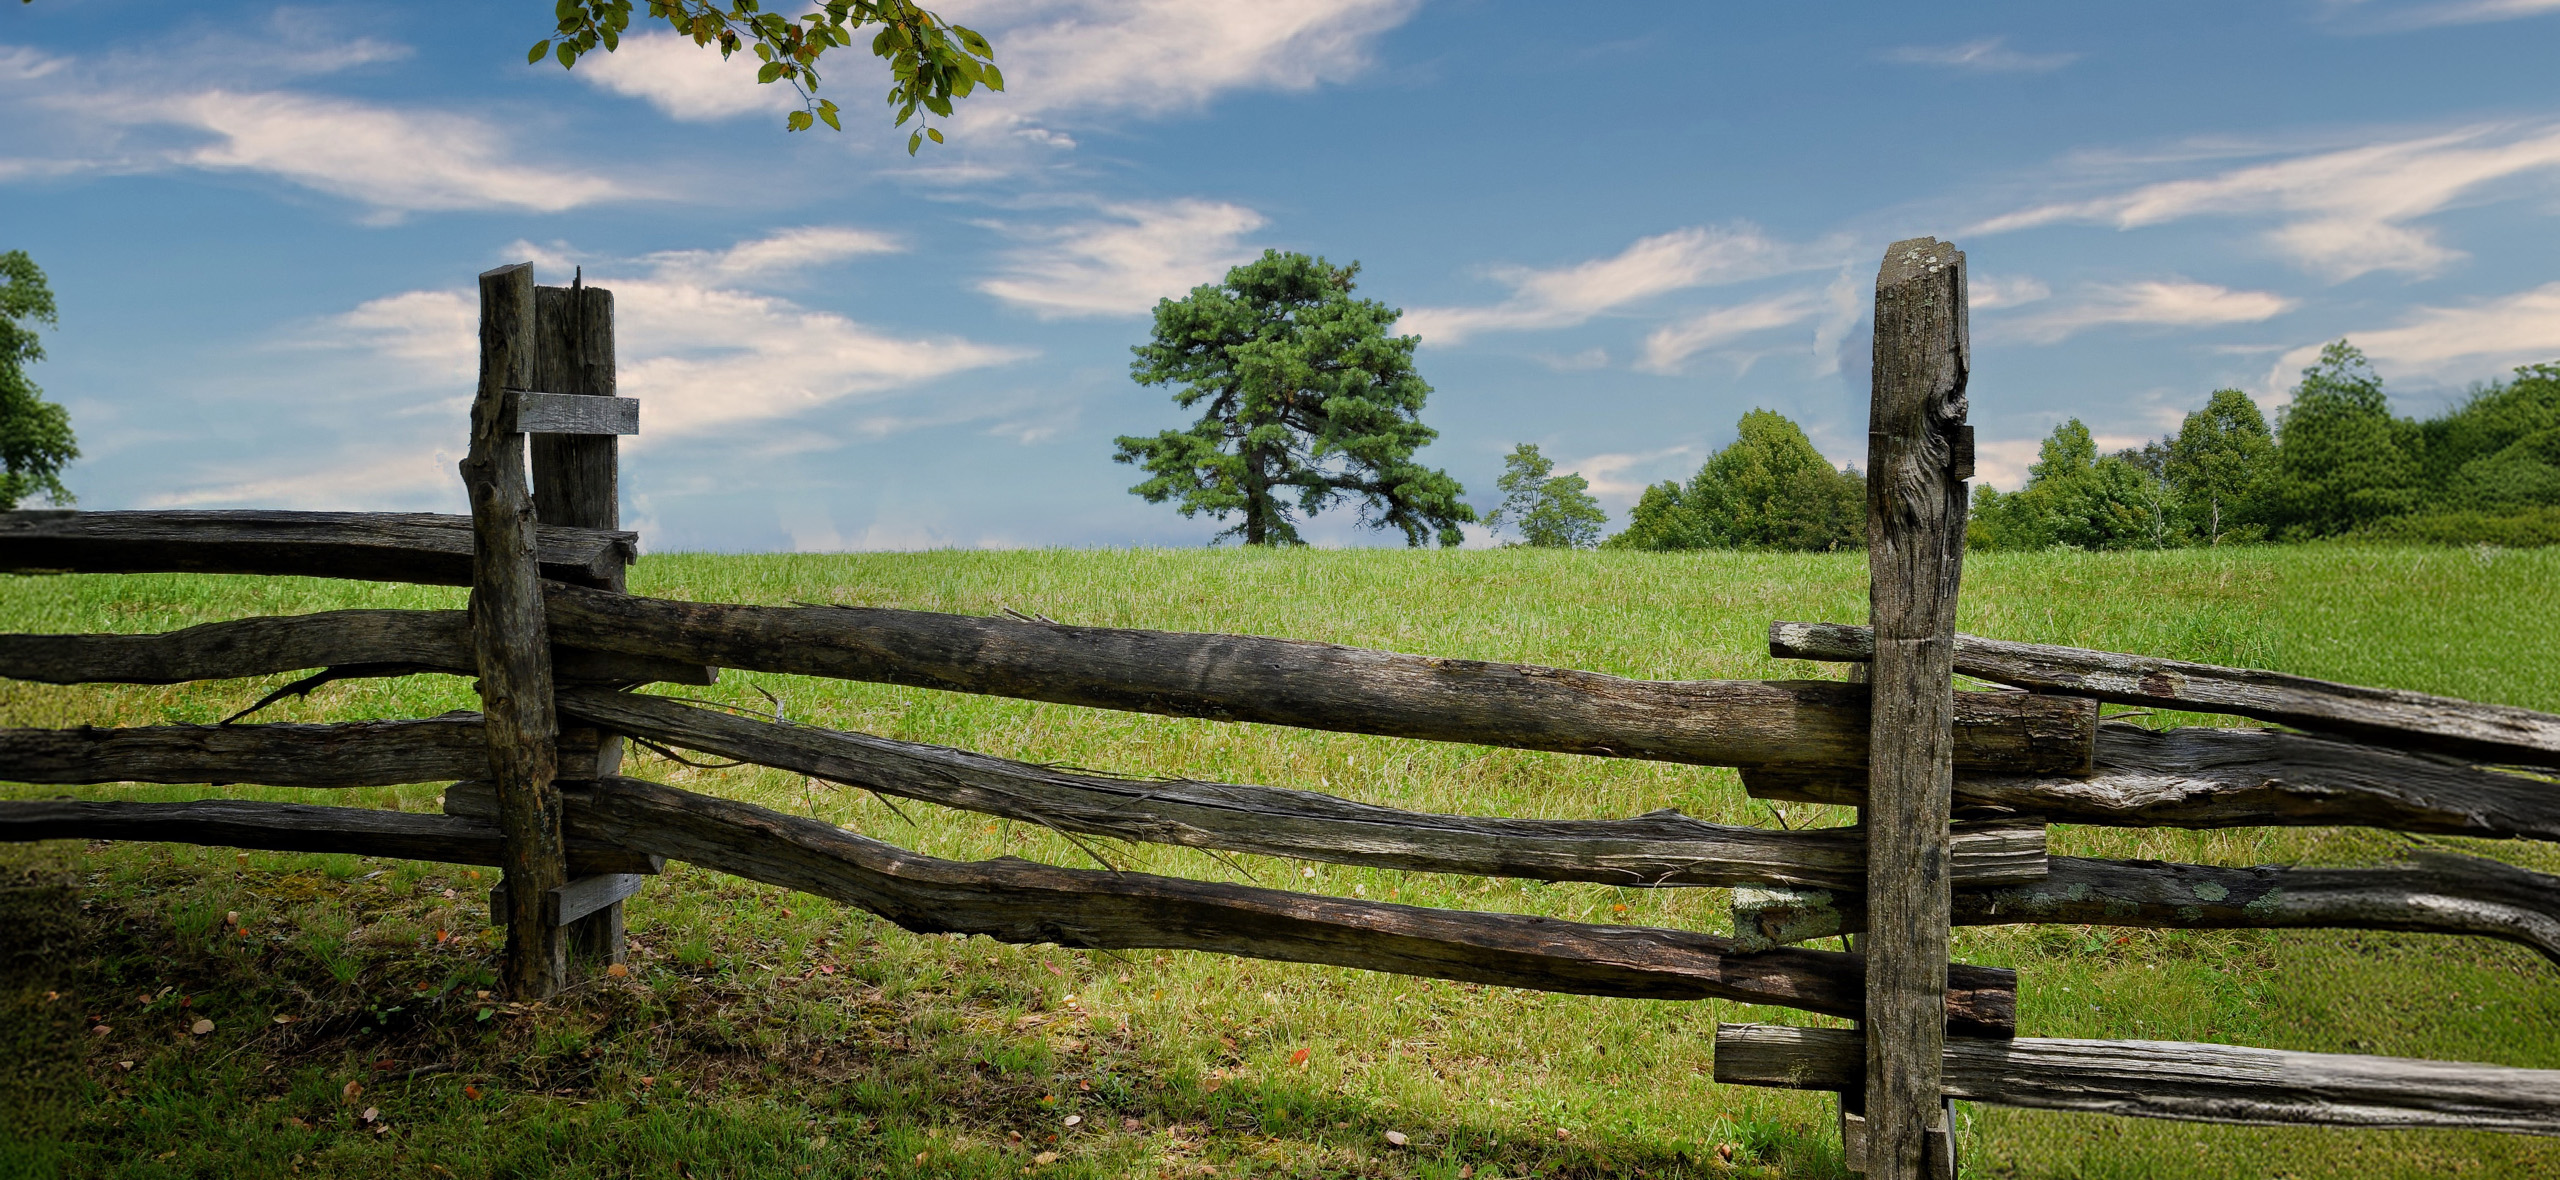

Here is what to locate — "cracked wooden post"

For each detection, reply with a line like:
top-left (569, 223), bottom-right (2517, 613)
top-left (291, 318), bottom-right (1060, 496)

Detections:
top-left (466, 262), bottom-right (569, 998)
top-left (1862, 237), bottom-right (1972, 1180)
top-left (531, 275), bottom-right (633, 969)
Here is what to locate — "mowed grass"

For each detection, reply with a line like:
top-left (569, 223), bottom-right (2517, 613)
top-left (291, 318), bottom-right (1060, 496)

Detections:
top-left (4, 544), bottom-right (2559, 1179)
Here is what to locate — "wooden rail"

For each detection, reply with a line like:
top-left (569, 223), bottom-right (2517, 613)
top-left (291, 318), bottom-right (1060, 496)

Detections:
top-left (533, 687), bottom-right (2050, 891)
top-left (1772, 621), bottom-right (2560, 767)
top-left (537, 582), bottom-right (2095, 774)
top-left (526, 775), bottom-right (2020, 1033)
top-left (1731, 852), bottom-right (2560, 966)
top-left (0, 609), bottom-right (711, 686)
top-left (1743, 723), bottom-right (2560, 840)
top-left (0, 509), bottom-right (633, 587)
top-left (0, 716), bottom-right (597, 786)
top-left (0, 796), bottom-right (661, 875)
top-left (1715, 1024), bottom-right (2560, 1136)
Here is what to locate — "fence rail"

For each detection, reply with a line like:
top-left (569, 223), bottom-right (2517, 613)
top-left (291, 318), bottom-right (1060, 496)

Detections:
top-left (0, 796), bottom-right (662, 875)
top-left (0, 716), bottom-right (597, 786)
top-left (0, 509), bottom-right (633, 587)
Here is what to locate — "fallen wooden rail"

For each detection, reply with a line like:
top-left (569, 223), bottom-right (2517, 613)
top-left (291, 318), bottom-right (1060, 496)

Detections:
top-left (540, 584), bottom-right (2095, 774)
top-left (536, 775), bottom-right (2018, 1033)
top-left (0, 716), bottom-right (597, 787)
top-left (1731, 852), bottom-right (2560, 965)
top-left (0, 796), bottom-right (661, 875)
top-left (1772, 621), bottom-right (2560, 767)
top-left (1744, 723), bottom-right (2560, 840)
top-left (1715, 1024), bottom-right (2560, 1135)
top-left (0, 609), bottom-right (711, 686)
top-left (0, 510), bottom-right (634, 588)
top-left (534, 688), bottom-right (2048, 891)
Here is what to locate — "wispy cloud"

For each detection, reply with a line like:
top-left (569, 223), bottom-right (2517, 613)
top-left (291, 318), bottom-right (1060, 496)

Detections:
top-left (2327, 0), bottom-right (2560, 30)
top-left (977, 199), bottom-right (1266, 317)
top-left (1557, 445), bottom-right (1698, 503)
top-left (1883, 38), bottom-right (2080, 73)
top-left (1996, 279), bottom-right (2296, 344)
top-left (2267, 281), bottom-right (2560, 393)
top-left (1969, 274), bottom-right (2053, 309)
top-left (1638, 289), bottom-right (1832, 375)
top-left (575, 32), bottom-right (799, 122)
top-left (1403, 225), bottom-right (1818, 345)
top-left (643, 226), bottom-right (905, 285)
top-left (1972, 122), bottom-right (2560, 281)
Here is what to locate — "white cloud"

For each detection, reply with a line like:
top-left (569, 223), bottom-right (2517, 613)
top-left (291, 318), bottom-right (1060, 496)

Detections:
top-left (948, 0), bottom-right (1419, 129)
top-left (1997, 279), bottom-right (2296, 344)
top-left (2330, 0), bottom-right (2560, 29)
top-left (977, 199), bottom-right (1265, 317)
top-left (1972, 122), bottom-right (2560, 281)
top-left (2268, 281), bottom-right (2560, 393)
top-left (574, 31), bottom-right (800, 122)
top-left (1558, 445), bottom-right (1698, 502)
top-left (1638, 289), bottom-right (1830, 375)
top-left (643, 226), bottom-right (905, 285)
top-left (1883, 38), bottom-right (2079, 73)
top-left (0, 43), bottom-right (629, 217)
top-left (1403, 225), bottom-right (1813, 345)
top-left (1969, 274), bottom-right (2052, 309)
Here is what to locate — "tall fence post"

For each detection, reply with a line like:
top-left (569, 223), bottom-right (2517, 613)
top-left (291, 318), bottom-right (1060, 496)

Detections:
top-left (531, 276), bottom-right (630, 967)
top-left (1862, 238), bottom-right (1972, 1180)
top-left (466, 262), bottom-right (570, 998)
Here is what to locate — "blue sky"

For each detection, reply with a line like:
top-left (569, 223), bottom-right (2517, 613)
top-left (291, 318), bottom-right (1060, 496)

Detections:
top-left (10, 1), bottom-right (2560, 550)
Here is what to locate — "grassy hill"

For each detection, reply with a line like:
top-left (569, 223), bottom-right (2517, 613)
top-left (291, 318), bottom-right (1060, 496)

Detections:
top-left (6, 545), bottom-right (2558, 1178)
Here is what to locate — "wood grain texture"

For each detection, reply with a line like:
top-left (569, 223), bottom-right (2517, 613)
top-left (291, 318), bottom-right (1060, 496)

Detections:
top-left (0, 509), bottom-right (632, 586)
top-left (0, 609), bottom-right (712, 686)
top-left (467, 262), bottom-right (567, 998)
top-left (549, 774), bottom-right (2017, 1033)
top-left (548, 687), bottom-right (2049, 892)
top-left (1743, 723), bottom-right (2560, 840)
top-left (1732, 852), bottom-right (2560, 965)
top-left (1862, 237), bottom-right (1972, 1180)
top-left (1771, 621), bottom-right (2560, 767)
top-left (0, 797), bottom-right (660, 875)
top-left (0, 716), bottom-right (597, 786)
top-left (1715, 1024), bottom-right (2560, 1136)
top-left (538, 583), bottom-right (2094, 774)
top-left (513, 392), bottom-right (637, 436)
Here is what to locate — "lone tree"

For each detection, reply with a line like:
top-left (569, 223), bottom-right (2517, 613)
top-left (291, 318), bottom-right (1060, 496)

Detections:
top-left (1485, 443), bottom-right (1606, 548)
top-left (0, 251), bottom-right (77, 511)
top-left (1115, 251), bottom-right (1473, 547)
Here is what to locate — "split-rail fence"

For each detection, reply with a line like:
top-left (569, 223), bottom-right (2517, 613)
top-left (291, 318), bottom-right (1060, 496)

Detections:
top-left (8, 247), bottom-right (2560, 1178)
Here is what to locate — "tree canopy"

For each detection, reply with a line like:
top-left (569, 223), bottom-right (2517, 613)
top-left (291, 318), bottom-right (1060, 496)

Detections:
top-left (538, 1), bottom-right (1001, 151)
top-left (1114, 251), bottom-right (1473, 548)
top-left (0, 250), bottom-right (77, 511)
top-left (1606, 410), bottom-right (1862, 551)
top-left (1485, 444), bottom-right (1605, 549)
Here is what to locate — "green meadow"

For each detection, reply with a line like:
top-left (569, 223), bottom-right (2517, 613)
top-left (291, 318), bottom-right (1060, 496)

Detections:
top-left (5, 545), bottom-right (2559, 1179)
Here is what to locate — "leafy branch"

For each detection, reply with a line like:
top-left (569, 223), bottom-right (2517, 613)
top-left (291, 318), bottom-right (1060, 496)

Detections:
top-left (532, 0), bottom-right (1001, 151)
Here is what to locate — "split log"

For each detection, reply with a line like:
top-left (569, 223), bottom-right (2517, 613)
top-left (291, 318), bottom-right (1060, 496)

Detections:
top-left (0, 716), bottom-right (596, 787)
top-left (1731, 852), bottom-right (2560, 966)
top-left (1744, 723), bottom-right (2560, 841)
top-left (1860, 234), bottom-right (1973, 1179)
top-left (0, 509), bottom-right (632, 587)
top-left (0, 609), bottom-right (711, 686)
top-left (0, 797), bottom-right (660, 875)
top-left (549, 775), bottom-right (2017, 1034)
top-left (539, 583), bottom-right (2095, 774)
top-left (1772, 621), bottom-right (2560, 768)
top-left (1715, 1024), bottom-right (2560, 1136)
top-left (528, 689), bottom-right (2049, 891)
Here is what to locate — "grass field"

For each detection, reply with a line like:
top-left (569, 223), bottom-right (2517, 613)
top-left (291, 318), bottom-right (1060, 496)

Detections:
top-left (6, 545), bottom-right (2560, 1179)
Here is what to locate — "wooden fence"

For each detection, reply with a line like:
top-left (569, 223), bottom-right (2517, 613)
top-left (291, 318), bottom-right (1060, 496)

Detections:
top-left (8, 247), bottom-right (2560, 1177)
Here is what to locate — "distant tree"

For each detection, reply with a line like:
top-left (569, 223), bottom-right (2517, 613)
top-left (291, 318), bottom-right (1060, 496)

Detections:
top-left (2163, 389), bottom-right (2274, 544)
top-left (1607, 410), bottom-right (1862, 551)
top-left (2423, 364), bottom-right (2560, 513)
top-left (1969, 418), bottom-right (2179, 550)
top-left (1115, 251), bottom-right (1473, 547)
top-left (1485, 444), bottom-right (1606, 549)
top-left (2266, 341), bottom-right (2421, 537)
top-left (0, 251), bottom-right (76, 511)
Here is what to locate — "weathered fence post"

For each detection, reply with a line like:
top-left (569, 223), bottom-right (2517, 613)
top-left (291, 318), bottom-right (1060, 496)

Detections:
top-left (466, 262), bottom-right (570, 998)
top-left (1862, 238), bottom-right (1971, 1179)
top-left (531, 275), bottom-right (631, 967)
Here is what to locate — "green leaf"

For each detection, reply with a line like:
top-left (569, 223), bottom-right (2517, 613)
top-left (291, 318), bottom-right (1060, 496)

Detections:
top-left (757, 60), bottom-right (786, 82)
top-left (925, 126), bottom-right (942, 144)
top-left (556, 0), bottom-right (583, 21)
top-left (980, 62), bottom-right (1004, 90)
top-left (557, 41), bottom-right (579, 68)
top-left (907, 129), bottom-right (922, 155)
top-left (817, 103), bottom-right (841, 130)
top-left (787, 109), bottom-right (813, 131)
top-left (528, 40), bottom-right (554, 64)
